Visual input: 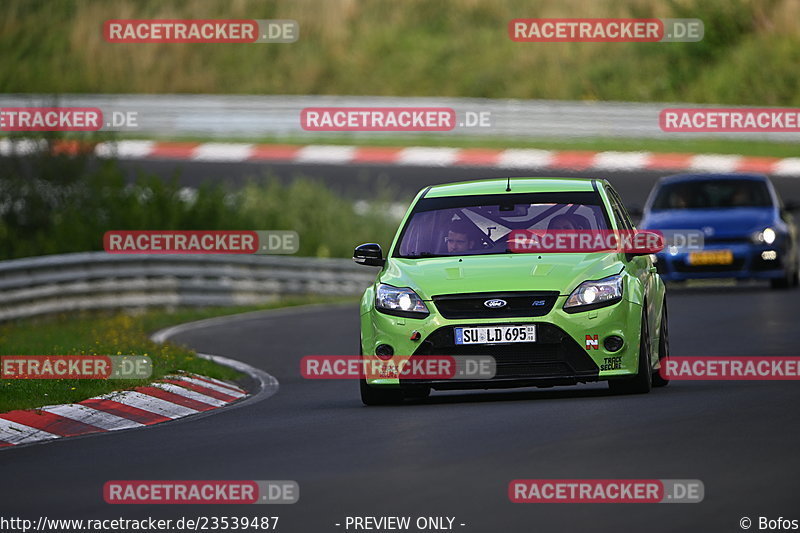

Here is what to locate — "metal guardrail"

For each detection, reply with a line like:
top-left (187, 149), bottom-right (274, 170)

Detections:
top-left (1, 94), bottom-right (797, 141)
top-left (0, 252), bottom-right (376, 322)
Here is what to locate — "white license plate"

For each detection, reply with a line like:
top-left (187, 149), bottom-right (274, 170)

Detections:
top-left (454, 325), bottom-right (536, 345)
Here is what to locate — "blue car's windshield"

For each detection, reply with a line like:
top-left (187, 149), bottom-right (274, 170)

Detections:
top-left (395, 191), bottom-right (609, 258)
top-left (651, 179), bottom-right (772, 210)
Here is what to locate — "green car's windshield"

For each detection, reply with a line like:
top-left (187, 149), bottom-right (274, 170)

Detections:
top-left (396, 191), bottom-right (609, 258)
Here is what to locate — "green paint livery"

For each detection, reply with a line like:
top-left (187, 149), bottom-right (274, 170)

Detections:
top-left (354, 178), bottom-right (668, 405)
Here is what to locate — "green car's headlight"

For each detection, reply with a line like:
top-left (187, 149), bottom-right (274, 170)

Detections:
top-left (564, 274), bottom-right (623, 313)
top-left (375, 284), bottom-right (430, 318)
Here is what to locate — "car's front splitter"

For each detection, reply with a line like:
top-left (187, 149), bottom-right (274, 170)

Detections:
top-left (656, 245), bottom-right (790, 281)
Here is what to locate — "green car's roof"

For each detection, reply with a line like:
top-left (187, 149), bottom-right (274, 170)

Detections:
top-left (423, 177), bottom-right (604, 198)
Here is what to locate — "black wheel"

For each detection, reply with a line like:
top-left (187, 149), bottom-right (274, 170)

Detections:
top-left (609, 309), bottom-right (653, 395)
top-left (770, 259), bottom-right (798, 289)
top-left (652, 301), bottom-right (670, 388)
top-left (401, 385), bottom-right (431, 400)
top-left (770, 275), bottom-right (791, 289)
top-left (360, 377), bottom-right (403, 405)
top-left (358, 341), bottom-right (403, 406)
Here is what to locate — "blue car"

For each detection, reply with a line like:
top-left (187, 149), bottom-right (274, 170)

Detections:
top-left (640, 173), bottom-right (799, 289)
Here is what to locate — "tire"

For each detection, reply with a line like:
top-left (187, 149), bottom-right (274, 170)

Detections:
top-left (770, 274), bottom-right (790, 289)
top-left (608, 308), bottom-right (653, 395)
top-left (652, 302), bottom-right (670, 388)
top-left (770, 259), bottom-right (797, 289)
top-left (402, 385), bottom-right (431, 400)
top-left (359, 341), bottom-right (403, 406)
top-left (360, 377), bottom-right (403, 405)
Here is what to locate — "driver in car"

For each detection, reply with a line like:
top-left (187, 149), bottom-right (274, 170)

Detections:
top-left (547, 213), bottom-right (591, 231)
top-left (446, 220), bottom-right (478, 253)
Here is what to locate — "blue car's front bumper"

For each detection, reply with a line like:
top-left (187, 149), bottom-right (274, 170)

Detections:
top-left (655, 242), bottom-right (789, 281)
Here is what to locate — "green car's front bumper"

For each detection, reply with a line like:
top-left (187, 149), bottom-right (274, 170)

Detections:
top-left (360, 291), bottom-right (644, 390)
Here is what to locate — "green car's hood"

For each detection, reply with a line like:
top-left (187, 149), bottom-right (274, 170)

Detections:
top-left (380, 253), bottom-right (624, 299)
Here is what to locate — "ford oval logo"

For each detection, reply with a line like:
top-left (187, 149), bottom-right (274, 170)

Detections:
top-left (484, 299), bottom-right (507, 309)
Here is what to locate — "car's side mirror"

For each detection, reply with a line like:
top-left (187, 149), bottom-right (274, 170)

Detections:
top-left (353, 243), bottom-right (385, 267)
top-left (783, 200), bottom-right (798, 212)
top-left (625, 251), bottom-right (652, 262)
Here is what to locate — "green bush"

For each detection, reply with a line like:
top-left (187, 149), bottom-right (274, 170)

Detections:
top-left (0, 135), bottom-right (399, 260)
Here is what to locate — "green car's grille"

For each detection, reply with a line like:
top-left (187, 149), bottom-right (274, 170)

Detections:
top-left (431, 291), bottom-right (559, 319)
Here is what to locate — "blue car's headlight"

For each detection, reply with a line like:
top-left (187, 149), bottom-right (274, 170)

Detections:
top-left (752, 227), bottom-right (777, 245)
top-left (375, 284), bottom-right (429, 318)
top-left (564, 275), bottom-right (623, 313)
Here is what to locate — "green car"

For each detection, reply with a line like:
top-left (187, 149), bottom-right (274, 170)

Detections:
top-left (354, 178), bottom-right (669, 405)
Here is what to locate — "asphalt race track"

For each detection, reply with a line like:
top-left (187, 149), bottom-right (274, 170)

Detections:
top-left (1, 165), bottom-right (799, 533)
top-left (1, 292), bottom-right (799, 532)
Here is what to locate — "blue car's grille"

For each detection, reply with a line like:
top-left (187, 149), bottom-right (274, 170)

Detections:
top-left (703, 236), bottom-right (750, 244)
top-left (752, 254), bottom-right (786, 271)
top-left (673, 258), bottom-right (746, 273)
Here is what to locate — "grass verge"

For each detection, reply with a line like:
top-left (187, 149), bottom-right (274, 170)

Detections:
top-left (2, 0), bottom-right (799, 106)
top-left (0, 296), bottom-right (349, 413)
